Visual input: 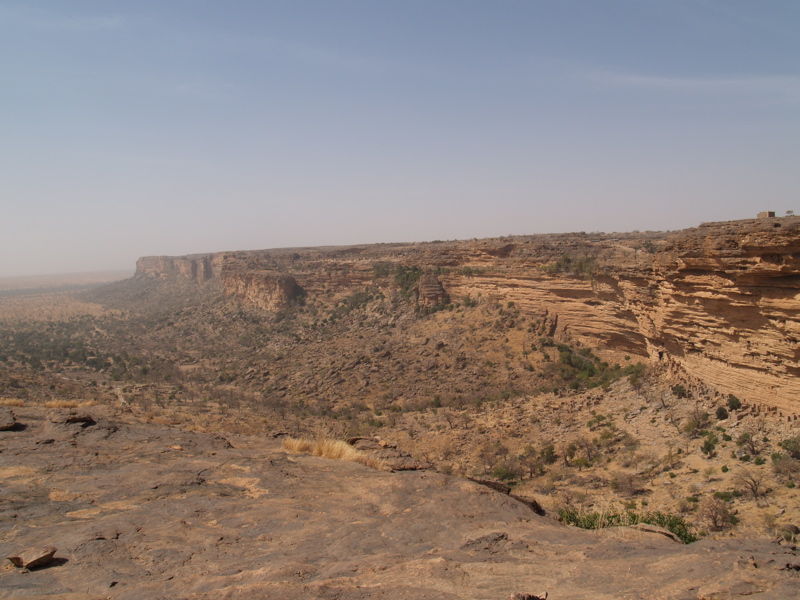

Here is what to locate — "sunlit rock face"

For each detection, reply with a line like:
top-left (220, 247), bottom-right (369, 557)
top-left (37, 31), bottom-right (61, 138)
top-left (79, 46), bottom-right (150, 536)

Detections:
top-left (135, 254), bottom-right (221, 282)
top-left (641, 217), bottom-right (800, 413)
top-left (221, 271), bottom-right (305, 312)
top-left (134, 216), bottom-right (800, 412)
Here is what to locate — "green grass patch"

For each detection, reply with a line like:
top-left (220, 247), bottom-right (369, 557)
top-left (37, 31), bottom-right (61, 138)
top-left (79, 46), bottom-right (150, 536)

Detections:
top-left (558, 507), bottom-right (699, 544)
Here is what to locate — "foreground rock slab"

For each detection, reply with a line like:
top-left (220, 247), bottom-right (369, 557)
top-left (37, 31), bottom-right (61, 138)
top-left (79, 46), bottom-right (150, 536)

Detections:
top-left (1, 406), bottom-right (798, 599)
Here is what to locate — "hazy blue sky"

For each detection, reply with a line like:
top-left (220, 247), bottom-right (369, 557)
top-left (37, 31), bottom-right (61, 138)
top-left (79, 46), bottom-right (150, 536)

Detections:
top-left (2, 1), bottom-right (799, 276)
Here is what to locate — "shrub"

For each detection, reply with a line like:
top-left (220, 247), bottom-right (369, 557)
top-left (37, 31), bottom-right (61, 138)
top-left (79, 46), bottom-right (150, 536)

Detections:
top-left (558, 507), bottom-right (698, 543)
top-left (540, 443), bottom-right (558, 465)
top-left (727, 395), bottom-right (742, 411)
top-left (772, 455), bottom-right (800, 483)
top-left (701, 438), bottom-right (716, 457)
top-left (715, 406), bottom-right (729, 420)
top-left (780, 436), bottom-right (800, 460)
top-left (611, 472), bottom-right (643, 497)
top-left (491, 465), bottom-right (516, 481)
top-left (683, 412), bottom-right (710, 437)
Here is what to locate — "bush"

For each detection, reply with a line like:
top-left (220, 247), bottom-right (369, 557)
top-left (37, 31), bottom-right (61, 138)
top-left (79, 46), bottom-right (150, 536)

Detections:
top-left (558, 507), bottom-right (698, 543)
top-left (491, 465), bottom-right (517, 481)
top-left (701, 438), bottom-right (716, 457)
top-left (780, 436), bottom-right (800, 460)
top-left (540, 443), bottom-right (558, 465)
top-left (683, 408), bottom-right (710, 437)
top-left (715, 406), bottom-right (729, 420)
top-left (727, 395), bottom-right (742, 411)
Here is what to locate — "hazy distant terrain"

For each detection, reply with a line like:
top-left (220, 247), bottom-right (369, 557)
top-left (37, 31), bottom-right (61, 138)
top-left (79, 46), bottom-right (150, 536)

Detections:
top-left (0, 270), bottom-right (133, 295)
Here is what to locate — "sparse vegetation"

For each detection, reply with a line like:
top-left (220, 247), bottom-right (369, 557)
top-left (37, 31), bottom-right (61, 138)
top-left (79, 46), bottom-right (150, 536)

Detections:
top-left (282, 437), bottom-right (388, 471)
top-left (2, 235), bottom-right (798, 543)
top-left (558, 507), bottom-right (698, 544)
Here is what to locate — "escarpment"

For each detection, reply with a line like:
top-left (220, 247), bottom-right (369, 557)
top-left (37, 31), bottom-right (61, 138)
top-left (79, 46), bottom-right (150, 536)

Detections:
top-left (133, 216), bottom-right (800, 412)
top-left (641, 217), bottom-right (800, 413)
top-left (135, 253), bottom-right (222, 282)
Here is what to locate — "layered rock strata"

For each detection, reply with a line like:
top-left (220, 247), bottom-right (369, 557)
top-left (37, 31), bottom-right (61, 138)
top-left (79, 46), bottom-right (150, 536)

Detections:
top-left (132, 217), bottom-right (800, 412)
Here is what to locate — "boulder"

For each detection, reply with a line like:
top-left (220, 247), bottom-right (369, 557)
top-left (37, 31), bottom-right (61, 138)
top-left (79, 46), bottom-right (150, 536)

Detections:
top-left (0, 408), bottom-right (16, 431)
top-left (50, 411), bottom-right (95, 425)
top-left (7, 546), bottom-right (57, 569)
top-left (782, 523), bottom-right (800, 535)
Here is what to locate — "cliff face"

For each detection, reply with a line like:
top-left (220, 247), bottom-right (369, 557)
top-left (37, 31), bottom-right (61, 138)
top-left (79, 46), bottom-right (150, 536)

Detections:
top-left (220, 271), bottom-right (304, 312)
top-left (640, 218), bottom-right (800, 413)
top-left (135, 254), bottom-right (223, 282)
top-left (133, 217), bottom-right (800, 412)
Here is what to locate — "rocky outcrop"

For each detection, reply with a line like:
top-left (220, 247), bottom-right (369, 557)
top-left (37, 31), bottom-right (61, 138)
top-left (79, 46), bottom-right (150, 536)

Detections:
top-left (221, 271), bottom-right (305, 312)
top-left (135, 254), bottom-right (222, 282)
top-left (416, 272), bottom-right (448, 306)
top-left (2, 406), bottom-right (797, 599)
top-left (636, 218), bottom-right (800, 413)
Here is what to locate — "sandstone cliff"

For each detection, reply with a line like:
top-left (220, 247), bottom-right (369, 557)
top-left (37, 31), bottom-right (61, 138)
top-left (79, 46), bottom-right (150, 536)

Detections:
top-left (220, 271), bottom-right (305, 312)
top-left (135, 253), bottom-right (222, 282)
top-left (132, 216), bottom-right (800, 412)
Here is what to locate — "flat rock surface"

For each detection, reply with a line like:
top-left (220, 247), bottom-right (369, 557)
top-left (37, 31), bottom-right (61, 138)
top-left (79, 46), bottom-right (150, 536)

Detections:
top-left (1, 407), bottom-right (798, 599)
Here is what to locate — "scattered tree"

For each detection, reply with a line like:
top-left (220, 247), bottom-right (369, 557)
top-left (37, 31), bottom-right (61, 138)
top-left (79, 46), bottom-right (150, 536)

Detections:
top-left (698, 496), bottom-right (736, 531)
top-left (672, 384), bottom-right (688, 399)
top-left (737, 424), bottom-right (763, 456)
top-left (733, 468), bottom-right (768, 505)
top-left (727, 395), bottom-right (742, 411)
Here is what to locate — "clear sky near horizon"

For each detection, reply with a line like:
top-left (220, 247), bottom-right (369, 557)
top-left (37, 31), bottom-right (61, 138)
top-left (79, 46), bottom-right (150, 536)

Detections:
top-left (2, 1), bottom-right (799, 277)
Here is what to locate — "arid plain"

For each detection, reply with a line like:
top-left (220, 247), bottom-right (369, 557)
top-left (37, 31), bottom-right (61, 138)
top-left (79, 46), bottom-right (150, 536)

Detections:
top-left (2, 217), bottom-right (800, 598)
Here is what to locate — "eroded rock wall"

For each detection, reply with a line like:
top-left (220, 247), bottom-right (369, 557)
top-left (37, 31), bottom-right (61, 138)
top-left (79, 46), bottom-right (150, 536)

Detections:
top-left (135, 253), bottom-right (222, 282)
top-left (132, 218), bottom-right (800, 411)
top-left (637, 217), bottom-right (800, 412)
top-left (220, 271), bottom-right (305, 312)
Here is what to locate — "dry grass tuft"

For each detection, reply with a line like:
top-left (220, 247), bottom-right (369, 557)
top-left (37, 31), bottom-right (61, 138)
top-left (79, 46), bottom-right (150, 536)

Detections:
top-left (0, 398), bottom-right (25, 407)
top-left (282, 437), bottom-right (388, 471)
top-left (44, 399), bottom-right (97, 409)
top-left (282, 437), bottom-right (315, 453)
